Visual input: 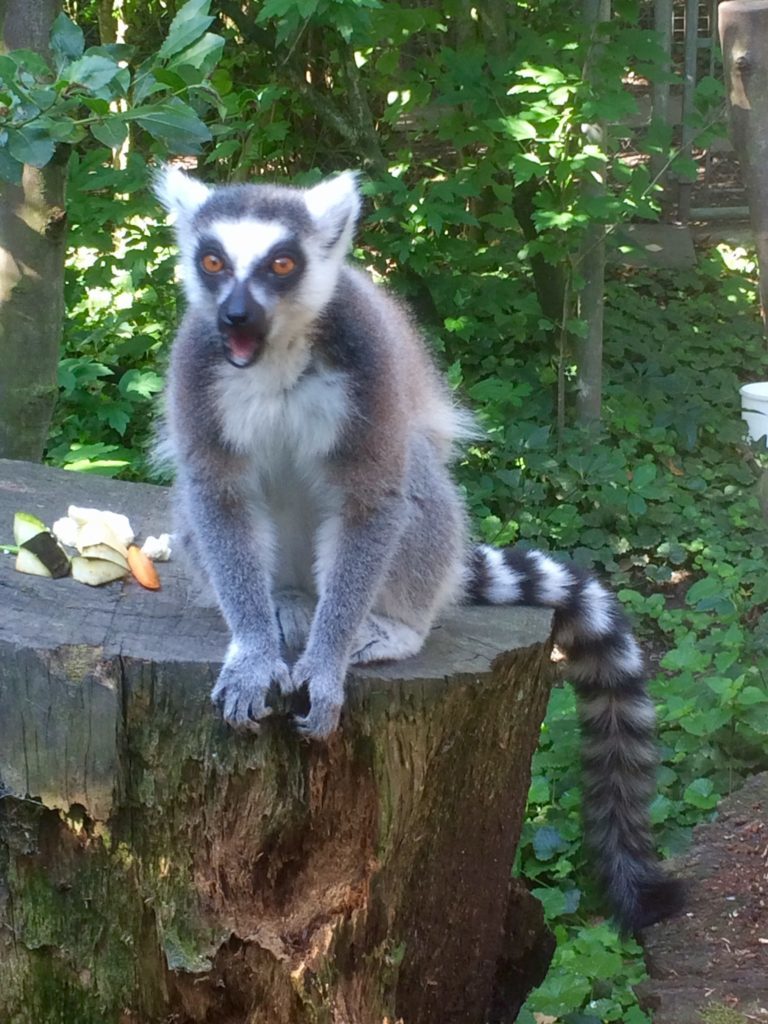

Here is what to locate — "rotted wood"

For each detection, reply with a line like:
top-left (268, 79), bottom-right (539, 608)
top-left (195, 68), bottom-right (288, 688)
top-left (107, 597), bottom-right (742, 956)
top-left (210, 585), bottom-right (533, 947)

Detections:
top-left (0, 459), bottom-right (556, 1024)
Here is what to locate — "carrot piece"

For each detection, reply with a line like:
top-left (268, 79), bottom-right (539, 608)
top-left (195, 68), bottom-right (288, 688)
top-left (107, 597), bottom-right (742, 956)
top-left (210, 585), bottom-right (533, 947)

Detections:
top-left (127, 545), bottom-right (161, 590)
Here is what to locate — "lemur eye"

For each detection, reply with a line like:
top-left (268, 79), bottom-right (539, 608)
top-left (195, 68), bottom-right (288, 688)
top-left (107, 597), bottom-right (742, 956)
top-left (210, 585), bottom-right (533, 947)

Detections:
top-left (270, 255), bottom-right (296, 276)
top-left (201, 253), bottom-right (225, 274)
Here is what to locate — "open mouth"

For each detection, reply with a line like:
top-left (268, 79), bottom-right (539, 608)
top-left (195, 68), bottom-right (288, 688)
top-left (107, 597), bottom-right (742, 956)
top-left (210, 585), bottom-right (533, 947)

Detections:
top-left (222, 329), bottom-right (265, 368)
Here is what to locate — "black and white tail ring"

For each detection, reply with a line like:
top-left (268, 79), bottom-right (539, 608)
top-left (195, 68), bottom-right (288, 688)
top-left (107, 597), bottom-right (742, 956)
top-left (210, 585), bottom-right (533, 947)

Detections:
top-left (466, 543), bottom-right (685, 933)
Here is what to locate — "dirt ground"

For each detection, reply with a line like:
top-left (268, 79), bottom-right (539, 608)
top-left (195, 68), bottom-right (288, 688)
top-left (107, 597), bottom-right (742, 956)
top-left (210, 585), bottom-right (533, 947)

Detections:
top-left (637, 773), bottom-right (768, 1024)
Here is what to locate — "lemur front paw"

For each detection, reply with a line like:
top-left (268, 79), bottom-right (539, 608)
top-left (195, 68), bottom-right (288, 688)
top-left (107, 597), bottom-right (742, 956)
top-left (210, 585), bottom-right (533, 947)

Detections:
top-left (211, 643), bottom-right (291, 732)
top-left (286, 654), bottom-right (345, 740)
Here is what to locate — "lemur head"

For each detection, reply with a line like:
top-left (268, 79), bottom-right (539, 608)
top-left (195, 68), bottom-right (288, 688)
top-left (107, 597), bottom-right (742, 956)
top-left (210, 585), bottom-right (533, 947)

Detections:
top-left (155, 166), bottom-right (361, 368)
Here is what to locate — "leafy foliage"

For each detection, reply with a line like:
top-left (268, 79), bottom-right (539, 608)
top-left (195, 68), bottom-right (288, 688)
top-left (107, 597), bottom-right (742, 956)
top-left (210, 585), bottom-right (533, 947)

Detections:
top-left (47, 150), bottom-right (176, 476)
top-left (513, 251), bottom-right (768, 1017)
top-left (0, 0), bottom-right (226, 182)
top-left (37, 0), bottom-right (768, 1019)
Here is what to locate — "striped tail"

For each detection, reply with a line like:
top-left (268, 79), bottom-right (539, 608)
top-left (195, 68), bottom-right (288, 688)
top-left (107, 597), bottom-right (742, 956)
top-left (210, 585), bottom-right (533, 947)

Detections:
top-left (466, 543), bottom-right (684, 933)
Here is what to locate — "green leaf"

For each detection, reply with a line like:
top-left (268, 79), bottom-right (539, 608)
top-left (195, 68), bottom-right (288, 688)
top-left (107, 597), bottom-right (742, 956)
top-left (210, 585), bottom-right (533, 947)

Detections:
top-left (49, 13), bottom-right (85, 70)
top-left (46, 119), bottom-right (85, 144)
top-left (131, 98), bottom-right (211, 153)
top-left (151, 68), bottom-right (189, 92)
top-left (105, 406), bottom-right (130, 435)
top-left (736, 685), bottom-right (767, 707)
top-left (649, 793), bottom-right (672, 825)
top-left (532, 825), bottom-right (569, 861)
top-left (627, 491), bottom-right (646, 515)
top-left (631, 462), bottom-right (657, 489)
top-left (0, 144), bottom-right (22, 183)
top-left (90, 119), bottom-right (128, 150)
top-left (65, 54), bottom-right (122, 92)
top-left (531, 886), bottom-right (569, 919)
top-left (683, 777), bottom-right (718, 810)
top-left (0, 55), bottom-right (17, 81)
top-left (528, 775), bottom-right (550, 804)
top-left (168, 32), bottom-right (224, 74)
top-left (119, 369), bottom-right (164, 398)
top-left (81, 96), bottom-right (111, 116)
top-left (7, 125), bottom-right (55, 168)
top-left (502, 116), bottom-right (539, 141)
top-left (158, 0), bottom-right (215, 60)
top-left (257, 0), bottom-right (319, 22)
top-left (7, 49), bottom-right (50, 77)
top-left (685, 575), bottom-right (720, 607)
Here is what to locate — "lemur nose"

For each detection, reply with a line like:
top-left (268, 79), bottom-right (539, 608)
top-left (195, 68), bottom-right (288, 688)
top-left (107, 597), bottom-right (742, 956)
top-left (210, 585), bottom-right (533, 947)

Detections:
top-left (218, 282), bottom-right (268, 334)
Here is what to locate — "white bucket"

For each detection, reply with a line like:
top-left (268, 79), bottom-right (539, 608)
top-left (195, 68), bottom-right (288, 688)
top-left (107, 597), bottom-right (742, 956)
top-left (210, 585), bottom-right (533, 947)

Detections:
top-left (740, 382), bottom-right (768, 442)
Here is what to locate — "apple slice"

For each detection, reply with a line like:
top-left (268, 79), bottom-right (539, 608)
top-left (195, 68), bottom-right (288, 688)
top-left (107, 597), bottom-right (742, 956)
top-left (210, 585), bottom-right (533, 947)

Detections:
top-left (67, 506), bottom-right (134, 547)
top-left (76, 520), bottom-right (129, 560)
top-left (71, 556), bottom-right (129, 586)
top-left (79, 544), bottom-right (129, 570)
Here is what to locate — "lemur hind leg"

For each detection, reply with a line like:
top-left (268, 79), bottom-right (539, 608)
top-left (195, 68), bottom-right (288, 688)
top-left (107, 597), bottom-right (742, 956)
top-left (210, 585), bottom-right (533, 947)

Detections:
top-left (274, 589), bottom-right (315, 651)
top-left (349, 614), bottom-right (428, 665)
top-left (350, 437), bottom-right (467, 667)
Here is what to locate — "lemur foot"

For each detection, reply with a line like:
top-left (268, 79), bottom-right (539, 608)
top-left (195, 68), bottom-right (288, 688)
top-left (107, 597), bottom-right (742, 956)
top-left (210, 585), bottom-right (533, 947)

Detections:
top-left (274, 590), bottom-right (314, 650)
top-left (350, 614), bottom-right (427, 665)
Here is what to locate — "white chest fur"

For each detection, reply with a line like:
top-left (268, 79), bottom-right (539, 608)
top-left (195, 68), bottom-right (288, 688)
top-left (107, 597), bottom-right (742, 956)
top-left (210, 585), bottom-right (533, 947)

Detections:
top-left (212, 359), bottom-right (348, 594)
top-left (212, 359), bottom-right (349, 469)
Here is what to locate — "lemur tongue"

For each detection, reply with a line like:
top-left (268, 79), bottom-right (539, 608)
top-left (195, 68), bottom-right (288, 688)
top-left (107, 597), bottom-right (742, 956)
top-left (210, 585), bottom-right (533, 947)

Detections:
top-left (224, 330), bottom-right (264, 368)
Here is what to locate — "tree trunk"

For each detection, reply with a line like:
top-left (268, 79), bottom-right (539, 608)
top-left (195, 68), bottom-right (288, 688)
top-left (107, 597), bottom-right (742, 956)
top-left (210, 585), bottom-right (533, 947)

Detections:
top-left (97, 0), bottom-right (117, 45)
top-left (0, 0), bottom-right (66, 462)
top-left (576, 0), bottom-right (610, 430)
top-left (0, 460), bottom-right (556, 1024)
top-left (677, 0), bottom-right (700, 223)
top-left (719, 0), bottom-right (768, 338)
top-left (650, 0), bottom-right (673, 199)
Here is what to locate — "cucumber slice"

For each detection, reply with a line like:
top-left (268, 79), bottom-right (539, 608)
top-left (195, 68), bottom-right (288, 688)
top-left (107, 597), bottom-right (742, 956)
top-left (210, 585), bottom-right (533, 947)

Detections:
top-left (15, 547), bottom-right (53, 578)
top-left (13, 511), bottom-right (47, 546)
top-left (21, 531), bottom-right (71, 578)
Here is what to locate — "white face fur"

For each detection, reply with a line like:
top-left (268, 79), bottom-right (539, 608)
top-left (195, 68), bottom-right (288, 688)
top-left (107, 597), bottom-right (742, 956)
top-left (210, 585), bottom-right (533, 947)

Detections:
top-left (154, 165), bottom-right (361, 333)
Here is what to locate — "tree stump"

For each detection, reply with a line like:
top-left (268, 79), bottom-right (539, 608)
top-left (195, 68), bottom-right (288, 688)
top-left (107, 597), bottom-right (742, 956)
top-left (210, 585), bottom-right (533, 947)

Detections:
top-left (0, 459), bottom-right (556, 1024)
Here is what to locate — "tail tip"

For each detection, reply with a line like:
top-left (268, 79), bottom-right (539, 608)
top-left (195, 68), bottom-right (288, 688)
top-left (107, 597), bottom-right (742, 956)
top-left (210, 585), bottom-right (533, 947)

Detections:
top-left (616, 875), bottom-right (687, 934)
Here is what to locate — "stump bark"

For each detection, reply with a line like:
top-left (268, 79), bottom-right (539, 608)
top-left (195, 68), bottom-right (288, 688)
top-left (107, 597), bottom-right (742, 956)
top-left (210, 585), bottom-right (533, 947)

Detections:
top-left (0, 459), bottom-right (556, 1024)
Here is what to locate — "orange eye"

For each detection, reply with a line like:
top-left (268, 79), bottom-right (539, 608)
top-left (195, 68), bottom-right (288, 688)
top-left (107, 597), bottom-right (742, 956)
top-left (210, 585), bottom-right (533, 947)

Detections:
top-left (201, 253), bottom-right (224, 274)
top-left (271, 255), bottom-right (296, 276)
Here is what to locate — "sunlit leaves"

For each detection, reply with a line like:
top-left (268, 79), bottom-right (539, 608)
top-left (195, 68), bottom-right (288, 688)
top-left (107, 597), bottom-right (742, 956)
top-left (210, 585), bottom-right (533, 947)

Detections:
top-left (131, 99), bottom-right (211, 152)
top-left (0, 0), bottom-right (225, 180)
top-left (157, 0), bottom-right (215, 60)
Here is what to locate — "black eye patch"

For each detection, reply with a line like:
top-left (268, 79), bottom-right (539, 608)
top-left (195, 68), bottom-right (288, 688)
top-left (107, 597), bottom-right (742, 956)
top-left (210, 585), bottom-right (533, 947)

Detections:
top-left (194, 239), bottom-right (230, 291)
top-left (256, 241), bottom-right (306, 291)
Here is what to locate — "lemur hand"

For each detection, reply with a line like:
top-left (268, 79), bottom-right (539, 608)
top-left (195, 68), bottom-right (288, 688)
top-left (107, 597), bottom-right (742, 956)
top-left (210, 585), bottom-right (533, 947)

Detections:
top-left (211, 642), bottom-right (291, 732)
top-left (286, 652), bottom-right (345, 740)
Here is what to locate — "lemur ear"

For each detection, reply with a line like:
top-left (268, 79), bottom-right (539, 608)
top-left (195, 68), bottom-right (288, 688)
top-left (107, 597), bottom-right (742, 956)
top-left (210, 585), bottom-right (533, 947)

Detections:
top-left (154, 164), bottom-right (210, 222)
top-left (305, 170), bottom-right (361, 250)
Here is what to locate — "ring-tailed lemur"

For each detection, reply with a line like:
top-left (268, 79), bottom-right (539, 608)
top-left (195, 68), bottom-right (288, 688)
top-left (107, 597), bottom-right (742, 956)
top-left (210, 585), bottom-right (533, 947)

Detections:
top-left (155, 165), bottom-right (683, 932)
